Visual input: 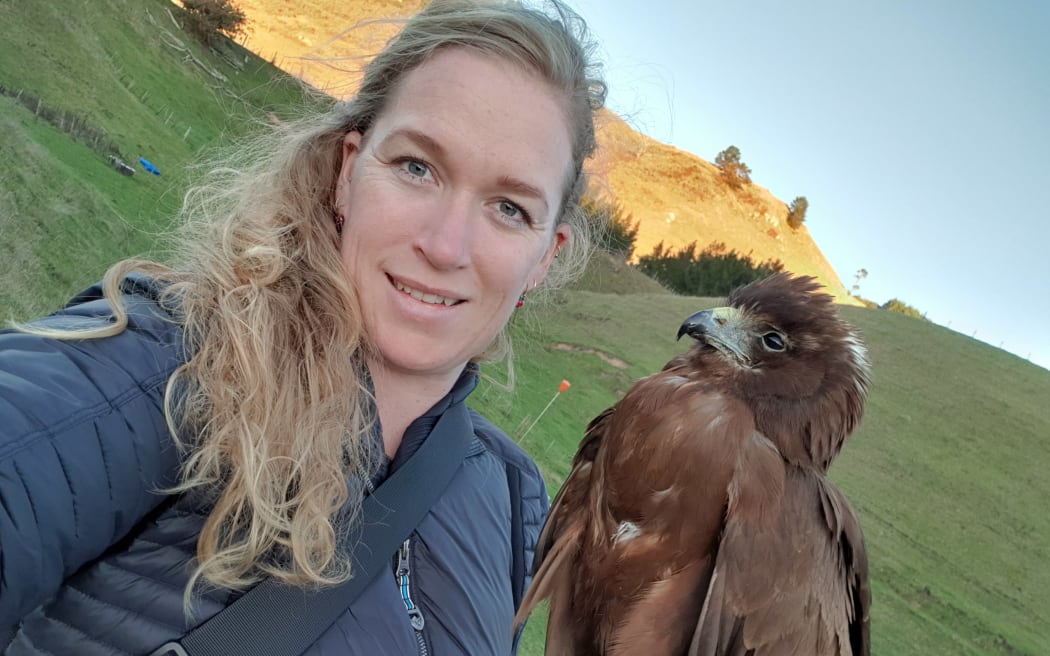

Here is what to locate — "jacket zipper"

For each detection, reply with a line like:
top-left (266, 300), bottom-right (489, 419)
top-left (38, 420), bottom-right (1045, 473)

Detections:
top-left (396, 538), bottom-right (429, 656)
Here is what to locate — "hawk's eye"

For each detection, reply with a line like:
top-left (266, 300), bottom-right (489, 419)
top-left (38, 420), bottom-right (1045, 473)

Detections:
top-left (762, 332), bottom-right (786, 351)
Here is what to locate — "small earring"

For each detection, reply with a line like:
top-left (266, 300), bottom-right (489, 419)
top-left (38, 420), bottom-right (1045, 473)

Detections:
top-left (516, 291), bottom-right (526, 308)
top-left (334, 213), bottom-right (345, 235)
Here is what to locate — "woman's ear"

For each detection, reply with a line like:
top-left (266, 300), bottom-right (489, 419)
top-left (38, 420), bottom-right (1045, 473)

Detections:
top-left (334, 131), bottom-right (363, 209)
top-left (535, 223), bottom-right (571, 282)
top-left (339, 131), bottom-right (363, 182)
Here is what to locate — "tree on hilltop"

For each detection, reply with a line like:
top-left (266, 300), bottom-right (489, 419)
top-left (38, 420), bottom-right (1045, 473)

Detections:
top-left (787, 196), bottom-right (809, 229)
top-left (181, 0), bottom-right (248, 46)
top-left (714, 145), bottom-right (752, 189)
top-left (851, 268), bottom-right (868, 296)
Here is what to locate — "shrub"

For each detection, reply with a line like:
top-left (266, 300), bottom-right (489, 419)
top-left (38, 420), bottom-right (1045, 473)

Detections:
top-left (882, 298), bottom-right (927, 320)
top-left (637, 240), bottom-right (784, 297)
top-left (787, 195), bottom-right (808, 229)
top-left (581, 197), bottom-right (639, 261)
top-left (181, 0), bottom-right (248, 46)
top-left (714, 145), bottom-right (752, 189)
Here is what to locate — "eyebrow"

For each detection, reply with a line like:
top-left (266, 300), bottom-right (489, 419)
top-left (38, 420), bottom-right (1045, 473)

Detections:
top-left (383, 127), bottom-right (552, 216)
top-left (384, 127), bottom-right (447, 161)
top-left (496, 176), bottom-right (550, 216)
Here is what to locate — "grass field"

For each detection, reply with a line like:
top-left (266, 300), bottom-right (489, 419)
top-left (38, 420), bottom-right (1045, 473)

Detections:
top-left (2, 2), bottom-right (1048, 654)
top-left (481, 285), bottom-right (1050, 655)
top-left (0, 0), bottom-right (310, 317)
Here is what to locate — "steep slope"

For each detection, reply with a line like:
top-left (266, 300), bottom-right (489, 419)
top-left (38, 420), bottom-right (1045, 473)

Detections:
top-left (233, 0), bottom-right (853, 299)
top-left (0, 0), bottom-right (309, 317)
top-left (592, 111), bottom-right (853, 299)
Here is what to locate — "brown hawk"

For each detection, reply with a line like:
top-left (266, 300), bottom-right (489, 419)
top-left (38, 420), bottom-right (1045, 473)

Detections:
top-left (515, 273), bottom-right (871, 655)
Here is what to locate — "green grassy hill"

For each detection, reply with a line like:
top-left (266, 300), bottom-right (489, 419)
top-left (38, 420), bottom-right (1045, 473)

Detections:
top-left (486, 288), bottom-right (1050, 656)
top-left (2, 2), bottom-right (1048, 654)
top-left (0, 0), bottom-right (311, 318)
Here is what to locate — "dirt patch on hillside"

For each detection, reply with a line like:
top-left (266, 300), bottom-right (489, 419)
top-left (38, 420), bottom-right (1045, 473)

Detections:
top-left (552, 343), bottom-right (629, 369)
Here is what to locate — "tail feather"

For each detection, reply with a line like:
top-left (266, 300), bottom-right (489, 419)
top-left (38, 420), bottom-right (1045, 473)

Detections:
top-left (513, 517), bottom-right (582, 627)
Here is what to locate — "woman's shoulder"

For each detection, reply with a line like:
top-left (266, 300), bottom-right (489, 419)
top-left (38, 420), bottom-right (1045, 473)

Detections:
top-left (0, 273), bottom-right (186, 626)
top-left (465, 407), bottom-right (549, 533)
top-left (0, 273), bottom-right (185, 426)
top-left (61, 270), bottom-right (183, 333)
top-left (466, 407), bottom-right (543, 483)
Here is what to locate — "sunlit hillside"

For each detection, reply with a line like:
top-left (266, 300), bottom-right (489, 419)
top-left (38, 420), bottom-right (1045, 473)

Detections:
top-left (233, 0), bottom-right (855, 300)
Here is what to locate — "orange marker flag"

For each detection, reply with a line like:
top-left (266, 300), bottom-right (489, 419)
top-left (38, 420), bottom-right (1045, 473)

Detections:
top-left (518, 379), bottom-right (571, 443)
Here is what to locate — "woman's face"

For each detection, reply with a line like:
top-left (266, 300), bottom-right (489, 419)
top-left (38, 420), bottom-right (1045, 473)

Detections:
top-left (336, 47), bottom-right (572, 385)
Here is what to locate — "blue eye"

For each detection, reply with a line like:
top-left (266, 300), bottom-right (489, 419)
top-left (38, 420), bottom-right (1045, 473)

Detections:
top-left (402, 160), bottom-right (430, 178)
top-left (497, 200), bottom-right (533, 226)
top-left (499, 201), bottom-right (522, 219)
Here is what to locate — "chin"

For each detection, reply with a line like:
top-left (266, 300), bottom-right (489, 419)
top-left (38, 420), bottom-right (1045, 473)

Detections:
top-left (376, 342), bottom-right (468, 379)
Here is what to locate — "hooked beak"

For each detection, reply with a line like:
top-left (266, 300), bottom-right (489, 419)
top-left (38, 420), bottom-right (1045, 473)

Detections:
top-left (677, 306), bottom-right (751, 364)
top-left (678, 306), bottom-right (737, 340)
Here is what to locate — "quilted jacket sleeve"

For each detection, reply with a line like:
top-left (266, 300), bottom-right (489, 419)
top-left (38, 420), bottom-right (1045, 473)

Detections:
top-left (0, 275), bottom-right (185, 628)
top-left (466, 407), bottom-right (550, 654)
top-left (512, 449), bottom-right (549, 605)
top-left (496, 431), bottom-right (549, 655)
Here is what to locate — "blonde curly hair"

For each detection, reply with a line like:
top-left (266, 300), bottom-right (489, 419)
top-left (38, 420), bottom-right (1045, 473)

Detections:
top-left (86, 0), bottom-right (605, 598)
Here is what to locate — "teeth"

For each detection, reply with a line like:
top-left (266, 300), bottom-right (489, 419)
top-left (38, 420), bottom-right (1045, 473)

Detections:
top-left (395, 280), bottom-right (458, 306)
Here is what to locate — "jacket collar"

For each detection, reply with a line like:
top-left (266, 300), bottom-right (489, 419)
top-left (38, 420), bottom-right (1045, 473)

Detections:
top-left (386, 363), bottom-right (483, 476)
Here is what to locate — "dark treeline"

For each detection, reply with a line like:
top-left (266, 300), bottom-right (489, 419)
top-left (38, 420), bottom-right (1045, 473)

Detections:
top-left (637, 241), bottom-right (785, 297)
top-left (582, 196), bottom-right (787, 297)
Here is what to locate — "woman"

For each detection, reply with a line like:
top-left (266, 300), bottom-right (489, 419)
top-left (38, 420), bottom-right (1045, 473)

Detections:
top-left (0, 0), bottom-right (606, 653)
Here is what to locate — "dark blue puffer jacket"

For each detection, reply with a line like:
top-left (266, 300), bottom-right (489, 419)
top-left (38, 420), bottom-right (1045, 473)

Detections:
top-left (0, 275), bottom-right (548, 655)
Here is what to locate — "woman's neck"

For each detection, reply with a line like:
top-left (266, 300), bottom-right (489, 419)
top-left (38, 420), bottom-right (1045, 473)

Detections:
top-left (368, 360), bottom-right (464, 459)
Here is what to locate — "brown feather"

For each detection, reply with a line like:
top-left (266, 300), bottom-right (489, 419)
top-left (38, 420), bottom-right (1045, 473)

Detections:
top-left (518, 273), bottom-right (871, 655)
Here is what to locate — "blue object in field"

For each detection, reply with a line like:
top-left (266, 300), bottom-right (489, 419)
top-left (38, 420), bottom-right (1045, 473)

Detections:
top-left (138, 157), bottom-right (161, 176)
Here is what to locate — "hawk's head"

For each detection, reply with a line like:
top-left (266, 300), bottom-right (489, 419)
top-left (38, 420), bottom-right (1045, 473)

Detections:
top-left (678, 273), bottom-right (870, 469)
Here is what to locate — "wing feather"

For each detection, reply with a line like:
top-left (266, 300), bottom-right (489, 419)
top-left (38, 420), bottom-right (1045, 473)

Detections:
top-left (601, 392), bottom-right (760, 655)
top-left (513, 407), bottom-right (614, 652)
top-left (690, 444), bottom-right (870, 656)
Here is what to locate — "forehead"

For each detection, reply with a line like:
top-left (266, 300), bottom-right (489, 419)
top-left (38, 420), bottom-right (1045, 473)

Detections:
top-left (369, 48), bottom-right (574, 201)
top-left (387, 46), bottom-right (569, 117)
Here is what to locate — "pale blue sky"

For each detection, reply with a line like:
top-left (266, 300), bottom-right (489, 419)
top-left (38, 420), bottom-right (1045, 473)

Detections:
top-left (568, 0), bottom-right (1049, 370)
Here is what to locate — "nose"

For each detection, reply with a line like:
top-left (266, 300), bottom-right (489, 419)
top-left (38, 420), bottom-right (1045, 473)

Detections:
top-left (414, 191), bottom-right (474, 270)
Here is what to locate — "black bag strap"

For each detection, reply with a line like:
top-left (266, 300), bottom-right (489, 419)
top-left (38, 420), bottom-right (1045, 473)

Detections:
top-left (151, 401), bottom-right (474, 656)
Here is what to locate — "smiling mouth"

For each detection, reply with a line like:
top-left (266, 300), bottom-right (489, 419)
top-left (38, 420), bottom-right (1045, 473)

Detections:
top-left (392, 278), bottom-right (463, 307)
